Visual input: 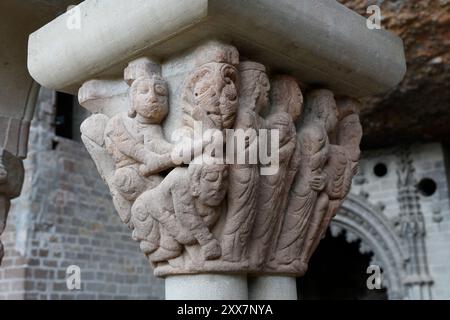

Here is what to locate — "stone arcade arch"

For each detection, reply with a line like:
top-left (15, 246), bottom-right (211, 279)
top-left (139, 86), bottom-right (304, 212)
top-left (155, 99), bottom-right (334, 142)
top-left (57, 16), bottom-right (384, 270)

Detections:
top-left (331, 194), bottom-right (407, 300)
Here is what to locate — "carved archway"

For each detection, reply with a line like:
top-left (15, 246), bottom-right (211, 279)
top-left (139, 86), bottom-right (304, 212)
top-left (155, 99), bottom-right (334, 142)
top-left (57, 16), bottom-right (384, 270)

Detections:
top-left (331, 194), bottom-right (407, 300)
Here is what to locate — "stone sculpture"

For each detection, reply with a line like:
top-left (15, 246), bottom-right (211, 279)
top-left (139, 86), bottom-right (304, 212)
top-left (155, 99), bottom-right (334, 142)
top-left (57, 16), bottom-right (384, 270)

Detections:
top-left (301, 97), bottom-right (363, 264)
top-left (79, 40), bottom-right (362, 277)
top-left (249, 75), bottom-right (303, 271)
top-left (272, 89), bottom-right (336, 274)
top-left (0, 148), bottom-right (24, 264)
top-left (221, 61), bottom-right (269, 265)
top-left (131, 157), bottom-right (227, 267)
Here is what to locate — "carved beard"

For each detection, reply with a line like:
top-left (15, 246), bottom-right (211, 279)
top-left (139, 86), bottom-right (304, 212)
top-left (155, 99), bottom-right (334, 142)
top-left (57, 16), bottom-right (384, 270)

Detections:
top-left (219, 82), bottom-right (238, 130)
top-left (194, 81), bottom-right (223, 130)
top-left (190, 63), bottom-right (238, 130)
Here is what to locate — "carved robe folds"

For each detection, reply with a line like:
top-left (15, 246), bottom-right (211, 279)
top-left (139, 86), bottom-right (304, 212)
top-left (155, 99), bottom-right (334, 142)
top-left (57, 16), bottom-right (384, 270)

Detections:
top-left (79, 41), bottom-right (362, 277)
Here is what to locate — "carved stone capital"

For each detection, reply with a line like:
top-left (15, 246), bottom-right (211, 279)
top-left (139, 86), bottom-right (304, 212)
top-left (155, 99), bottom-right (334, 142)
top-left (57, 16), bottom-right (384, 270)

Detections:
top-left (0, 148), bottom-right (25, 264)
top-left (77, 40), bottom-right (364, 277)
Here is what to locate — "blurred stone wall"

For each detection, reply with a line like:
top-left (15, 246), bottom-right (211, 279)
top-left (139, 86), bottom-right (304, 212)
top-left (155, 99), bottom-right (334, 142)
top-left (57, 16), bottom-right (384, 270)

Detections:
top-left (0, 88), bottom-right (164, 300)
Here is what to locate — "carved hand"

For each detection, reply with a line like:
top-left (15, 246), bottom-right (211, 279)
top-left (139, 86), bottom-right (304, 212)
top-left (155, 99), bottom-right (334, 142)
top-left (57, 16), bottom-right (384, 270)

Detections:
top-left (310, 174), bottom-right (326, 192)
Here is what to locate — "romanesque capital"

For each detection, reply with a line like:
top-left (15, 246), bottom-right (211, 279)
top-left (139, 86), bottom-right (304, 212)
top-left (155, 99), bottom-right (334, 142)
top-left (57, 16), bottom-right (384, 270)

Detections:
top-left (27, 0), bottom-right (406, 282)
top-left (78, 41), bottom-right (363, 277)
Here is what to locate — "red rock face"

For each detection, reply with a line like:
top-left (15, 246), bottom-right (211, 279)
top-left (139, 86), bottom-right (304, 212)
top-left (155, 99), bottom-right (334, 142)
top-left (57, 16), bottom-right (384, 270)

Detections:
top-left (339, 0), bottom-right (450, 149)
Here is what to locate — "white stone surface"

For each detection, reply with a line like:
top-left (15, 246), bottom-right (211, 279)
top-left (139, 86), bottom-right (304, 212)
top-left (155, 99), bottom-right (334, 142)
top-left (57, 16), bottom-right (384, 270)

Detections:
top-left (248, 276), bottom-right (297, 300)
top-left (28, 0), bottom-right (406, 97)
top-left (165, 274), bottom-right (248, 300)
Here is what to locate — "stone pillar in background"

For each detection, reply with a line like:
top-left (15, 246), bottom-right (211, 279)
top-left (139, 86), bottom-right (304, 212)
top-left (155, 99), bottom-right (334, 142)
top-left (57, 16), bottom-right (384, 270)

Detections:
top-left (0, 0), bottom-right (82, 265)
top-left (0, 149), bottom-right (24, 264)
top-left (27, 0), bottom-right (406, 300)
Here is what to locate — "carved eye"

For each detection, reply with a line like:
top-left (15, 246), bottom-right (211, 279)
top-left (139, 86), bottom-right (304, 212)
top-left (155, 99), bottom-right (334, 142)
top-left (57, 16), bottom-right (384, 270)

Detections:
top-left (194, 84), bottom-right (210, 98)
top-left (155, 84), bottom-right (167, 96)
top-left (139, 87), bottom-right (149, 95)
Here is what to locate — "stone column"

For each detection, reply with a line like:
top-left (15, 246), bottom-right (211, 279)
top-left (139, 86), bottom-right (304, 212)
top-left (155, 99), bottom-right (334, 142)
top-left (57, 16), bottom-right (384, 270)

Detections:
top-left (248, 276), bottom-right (297, 300)
top-left (0, 149), bottom-right (24, 264)
top-left (27, 0), bottom-right (406, 299)
top-left (166, 275), bottom-right (248, 300)
top-left (0, 0), bottom-right (79, 265)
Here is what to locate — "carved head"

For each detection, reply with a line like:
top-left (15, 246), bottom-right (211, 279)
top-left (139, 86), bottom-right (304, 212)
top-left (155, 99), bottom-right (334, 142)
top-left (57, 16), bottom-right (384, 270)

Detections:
top-left (112, 167), bottom-right (148, 202)
top-left (182, 43), bottom-right (239, 131)
top-left (124, 57), bottom-right (162, 86)
top-left (336, 98), bottom-right (362, 161)
top-left (270, 75), bottom-right (303, 121)
top-left (305, 89), bottom-right (338, 134)
top-left (188, 160), bottom-right (228, 207)
top-left (129, 75), bottom-right (169, 124)
top-left (238, 61), bottom-right (270, 115)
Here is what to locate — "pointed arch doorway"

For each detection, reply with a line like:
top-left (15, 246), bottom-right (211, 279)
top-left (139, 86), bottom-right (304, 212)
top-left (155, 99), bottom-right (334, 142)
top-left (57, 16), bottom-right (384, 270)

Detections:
top-left (297, 194), bottom-right (407, 300)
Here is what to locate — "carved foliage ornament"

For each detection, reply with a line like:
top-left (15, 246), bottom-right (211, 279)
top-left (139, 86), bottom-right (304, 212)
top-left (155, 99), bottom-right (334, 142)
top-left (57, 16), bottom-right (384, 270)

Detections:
top-left (80, 41), bottom-right (363, 277)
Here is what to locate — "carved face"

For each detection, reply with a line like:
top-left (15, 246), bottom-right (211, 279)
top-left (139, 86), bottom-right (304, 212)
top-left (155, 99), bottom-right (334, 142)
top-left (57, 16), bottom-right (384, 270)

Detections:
top-left (188, 63), bottom-right (238, 130)
top-left (288, 85), bottom-right (303, 121)
top-left (130, 76), bottom-right (169, 123)
top-left (338, 114), bottom-right (362, 161)
top-left (255, 72), bottom-right (270, 115)
top-left (195, 165), bottom-right (228, 207)
top-left (306, 90), bottom-right (338, 134)
top-left (323, 94), bottom-right (338, 134)
top-left (271, 76), bottom-right (303, 121)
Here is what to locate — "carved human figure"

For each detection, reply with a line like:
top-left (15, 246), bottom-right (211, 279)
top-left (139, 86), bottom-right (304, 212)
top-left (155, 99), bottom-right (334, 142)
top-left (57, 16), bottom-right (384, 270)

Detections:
top-left (335, 98), bottom-right (362, 196)
top-left (248, 75), bottom-right (303, 270)
top-left (274, 89), bottom-right (338, 273)
top-left (77, 41), bottom-right (363, 277)
top-left (131, 157), bottom-right (228, 265)
top-left (101, 61), bottom-right (180, 226)
top-left (164, 42), bottom-right (240, 165)
top-left (302, 98), bottom-right (362, 263)
top-left (221, 61), bottom-right (270, 263)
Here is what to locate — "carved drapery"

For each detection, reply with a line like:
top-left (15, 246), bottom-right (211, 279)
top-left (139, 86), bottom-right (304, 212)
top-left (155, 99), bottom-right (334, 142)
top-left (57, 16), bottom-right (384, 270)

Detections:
top-left (79, 41), bottom-right (363, 277)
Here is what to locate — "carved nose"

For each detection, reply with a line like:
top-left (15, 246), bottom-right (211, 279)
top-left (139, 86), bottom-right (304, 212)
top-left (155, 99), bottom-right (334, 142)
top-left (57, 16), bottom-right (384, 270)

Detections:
top-left (147, 91), bottom-right (158, 102)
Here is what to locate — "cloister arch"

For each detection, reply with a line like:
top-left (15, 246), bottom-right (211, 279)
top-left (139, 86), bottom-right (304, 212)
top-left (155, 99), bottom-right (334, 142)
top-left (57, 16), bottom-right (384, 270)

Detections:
top-left (331, 194), bottom-right (407, 299)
